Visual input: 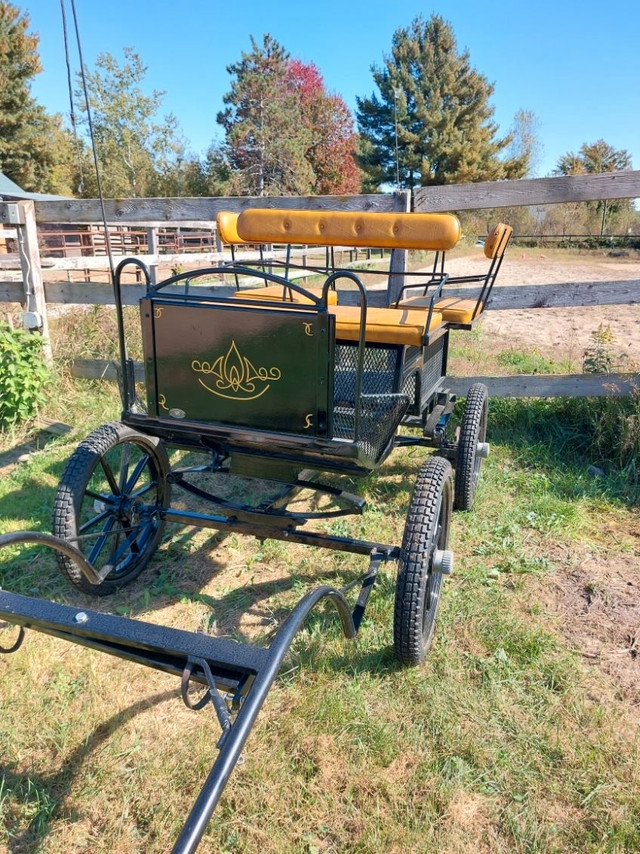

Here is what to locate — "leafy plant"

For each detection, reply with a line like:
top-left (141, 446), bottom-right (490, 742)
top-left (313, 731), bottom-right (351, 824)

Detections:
top-left (583, 323), bottom-right (617, 374)
top-left (0, 322), bottom-right (50, 427)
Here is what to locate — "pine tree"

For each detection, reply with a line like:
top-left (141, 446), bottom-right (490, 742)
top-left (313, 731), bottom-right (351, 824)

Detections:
top-left (217, 35), bottom-right (314, 196)
top-left (356, 15), bottom-right (528, 190)
top-left (0, 2), bottom-right (73, 192)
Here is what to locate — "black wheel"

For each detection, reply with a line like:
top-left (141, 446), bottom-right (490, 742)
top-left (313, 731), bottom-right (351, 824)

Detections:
top-left (52, 421), bottom-right (171, 595)
top-left (393, 456), bottom-right (454, 666)
top-left (454, 382), bottom-right (489, 512)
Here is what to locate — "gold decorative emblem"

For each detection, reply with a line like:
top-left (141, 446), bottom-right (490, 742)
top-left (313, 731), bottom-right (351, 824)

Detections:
top-left (303, 322), bottom-right (314, 337)
top-left (304, 414), bottom-right (314, 429)
top-left (158, 394), bottom-right (169, 411)
top-left (154, 306), bottom-right (164, 319)
top-left (192, 341), bottom-right (282, 401)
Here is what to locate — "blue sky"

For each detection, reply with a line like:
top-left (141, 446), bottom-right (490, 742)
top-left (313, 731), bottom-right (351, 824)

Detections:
top-left (21, 0), bottom-right (640, 180)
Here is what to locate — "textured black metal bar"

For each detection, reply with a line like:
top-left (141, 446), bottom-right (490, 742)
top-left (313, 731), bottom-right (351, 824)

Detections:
top-left (161, 507), bottom-right (399, 557)
top-left (351, 551), bottom-right (386, 632)
top-left (0, 589), bottom-right (269, 685)
top-left (172, 584), bottom-right (356, 854)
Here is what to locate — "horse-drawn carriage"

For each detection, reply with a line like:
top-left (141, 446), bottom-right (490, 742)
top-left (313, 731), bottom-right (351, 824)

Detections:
top-left (0, 207), bottom-right (511, 852)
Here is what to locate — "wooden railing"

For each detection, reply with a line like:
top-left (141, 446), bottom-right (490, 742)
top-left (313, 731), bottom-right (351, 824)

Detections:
top-left (1, 173), bottom-right (639, 397)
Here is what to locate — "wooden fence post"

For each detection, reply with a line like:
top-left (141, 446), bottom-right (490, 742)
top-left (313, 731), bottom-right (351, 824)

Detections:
top-left (10, 201), bottom-right (52, 361)
top-left (146, 226), bottom-right (159, 284)
top-left (386, 190), bottom-right (411, 306)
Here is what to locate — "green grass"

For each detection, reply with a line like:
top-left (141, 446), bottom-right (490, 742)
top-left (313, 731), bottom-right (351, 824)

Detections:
top-left (0, 365), bottom-right (639, 852)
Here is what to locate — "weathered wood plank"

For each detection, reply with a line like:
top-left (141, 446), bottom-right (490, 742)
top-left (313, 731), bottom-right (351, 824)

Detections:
top-left (34, 193), bottom-right (406, 225)
top-left (446, 373), bottom-right (638, 397)
top-left (442, 280), bottom-right (639, 310)
top-left (415, 170), bottom-right (640, 212)
top-left (4, 276), bottom-right (638, 311)
top-left (0, 281), bottom-right (24, 303)
top-left (70, 358), bottom-right (637, 399)
top-left (338, 280), bottom-right (640, 309)
top-left (41, 250), bottom-right (225, 271)
top-left (9, 277), bottom-right (634, 309)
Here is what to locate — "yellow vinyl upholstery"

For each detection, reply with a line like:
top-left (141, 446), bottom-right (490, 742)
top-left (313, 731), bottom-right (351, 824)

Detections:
top-left (216, 211), bottom-right (246, 245)
top-left (234, 284), bottom-right (338, 305)
top-left (237, 208), bottom-right (462, 251)
top-left (330, 306), bottom-right (442, 347)
top-left (397, 295), bottom-right (480, 324)
top-left (484, 222), bottom-right (513, 258)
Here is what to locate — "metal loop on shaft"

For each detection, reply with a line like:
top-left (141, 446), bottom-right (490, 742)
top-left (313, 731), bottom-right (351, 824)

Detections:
top-left (0, 625), bottom-right (25, 655)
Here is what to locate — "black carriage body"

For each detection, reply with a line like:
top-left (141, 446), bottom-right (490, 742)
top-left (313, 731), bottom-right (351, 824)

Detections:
top-left (140, 295), bottom-right (334, 438)
top-left (130, 281), bottom-right (435, 477)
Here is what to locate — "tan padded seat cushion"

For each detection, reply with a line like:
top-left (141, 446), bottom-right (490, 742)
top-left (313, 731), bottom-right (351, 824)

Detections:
top-left (399, 296), bottom-right (481, 324)
top-left (235, 284), bottom-right (338, 305)
top-left (217, 211), bottom-right (246, 245)
top-left (237, 208), bottom-right (461, 251)
top-left (330, 305), bottom-right (442, 347)
top-left (484, 222), bottom-right (513, 258)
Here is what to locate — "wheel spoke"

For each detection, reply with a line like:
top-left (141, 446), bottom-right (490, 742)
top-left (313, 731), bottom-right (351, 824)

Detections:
top-left (78, 507), bottom-right (112, 534)
top-left (87, 515), bottom-right (117, 565)
top-left (99, 456), bottom-right (121, 497)
top-left (124, 453), bottom-right (152, 494)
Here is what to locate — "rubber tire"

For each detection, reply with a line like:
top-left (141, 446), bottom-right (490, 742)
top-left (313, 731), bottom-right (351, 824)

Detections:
top-left (393, 456), bottom-right (453, 666)
top-left (52, 421), bottom-right (170, 595)
top-left (454, 383), bottom-right (489, 512)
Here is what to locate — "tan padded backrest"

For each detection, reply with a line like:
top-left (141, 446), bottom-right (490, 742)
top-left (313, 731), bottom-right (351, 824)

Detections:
top-left (484, 222), bottom-right (513, 259)
top-left (237, 208), bottom-right (462, 251)
top-left (216, 211), bottom-right (245, 245)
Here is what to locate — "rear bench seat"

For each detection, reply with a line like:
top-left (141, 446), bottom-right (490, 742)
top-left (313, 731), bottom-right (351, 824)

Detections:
top-left (217, 210), bottom-right (340, 305)
top-left (232, 207), bottom-right (461, 345)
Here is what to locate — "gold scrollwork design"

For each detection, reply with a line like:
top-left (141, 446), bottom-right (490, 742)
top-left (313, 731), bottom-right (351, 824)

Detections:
top-left (192, 340), bottom-right (282, 401)
top-left (304, 414), bottom-right (314, 429)
top-left (154, 306), bottom-right (164, 319)
top-left (158, 394), bottom-right (169, 411)
top-left (303, 322), bottom-right (314, 337)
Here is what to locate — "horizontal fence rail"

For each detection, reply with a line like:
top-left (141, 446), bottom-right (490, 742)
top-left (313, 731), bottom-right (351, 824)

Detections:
top-left (414, 170), bottom-right (640, 212)
top-left (1, 175), bottom-right (639, 398)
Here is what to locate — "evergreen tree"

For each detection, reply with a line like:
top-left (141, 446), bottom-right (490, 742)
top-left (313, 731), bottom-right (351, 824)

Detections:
top-left (217, 35), bottom-right (314, 196)
top-left (0, 1), bottom-right (74, 192)
top-left (356, 15), bottom-right (527, 190)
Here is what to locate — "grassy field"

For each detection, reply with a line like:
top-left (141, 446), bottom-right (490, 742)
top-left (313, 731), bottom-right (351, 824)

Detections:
top-left (0, 317), bottom-right (639, 852)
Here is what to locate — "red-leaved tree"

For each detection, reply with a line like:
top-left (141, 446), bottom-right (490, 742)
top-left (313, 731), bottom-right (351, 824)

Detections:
top-left (287, 59), bottom-right (360, 194)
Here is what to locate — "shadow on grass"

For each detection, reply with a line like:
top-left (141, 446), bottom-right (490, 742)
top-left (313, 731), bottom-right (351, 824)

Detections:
top-left (1, 689), bottom-right (178, 852)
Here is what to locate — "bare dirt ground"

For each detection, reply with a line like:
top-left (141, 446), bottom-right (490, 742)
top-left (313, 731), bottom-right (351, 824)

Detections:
top-left (446, 248), bottom-right (640, 368)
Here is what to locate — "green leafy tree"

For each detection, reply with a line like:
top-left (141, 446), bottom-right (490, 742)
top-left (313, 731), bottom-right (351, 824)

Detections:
top-left (178, 145), bottom-right (232, 197)
top-left (78, 47), bottom-right (186, 198)
top-left (356, 14), bottom-right (528, 190)
top-left (554, 140), bottom-right (633, 235)
top-left (0, 1), bottom-right (75, 193)
top-left (217, 35), bottom-right (314, 196)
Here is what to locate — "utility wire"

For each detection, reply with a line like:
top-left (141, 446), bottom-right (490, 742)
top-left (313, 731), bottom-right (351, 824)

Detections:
top-left (59, 0), bottom-right (84, 193)
top-left (65, 0), bottom-right (115, 279)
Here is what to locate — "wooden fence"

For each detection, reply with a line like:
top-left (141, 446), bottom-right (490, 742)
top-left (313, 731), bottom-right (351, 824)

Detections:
top-left (1, 172), bottom-right (639, 397)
